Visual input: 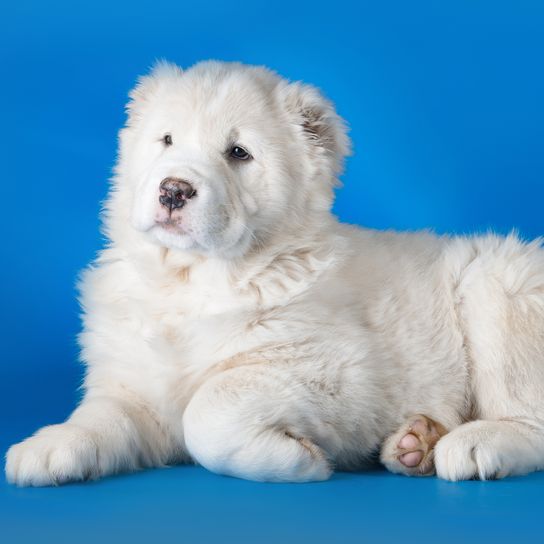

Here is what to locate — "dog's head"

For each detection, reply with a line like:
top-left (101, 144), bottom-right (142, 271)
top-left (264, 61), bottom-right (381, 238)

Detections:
top-left (115, 60), bottom-right (350, 258)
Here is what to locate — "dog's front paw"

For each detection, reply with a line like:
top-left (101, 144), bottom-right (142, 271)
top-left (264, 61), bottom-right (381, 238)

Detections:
top-left (434, 421), bottom-right (508, 481)
top-left (5, 424), bottom-right (99, 487)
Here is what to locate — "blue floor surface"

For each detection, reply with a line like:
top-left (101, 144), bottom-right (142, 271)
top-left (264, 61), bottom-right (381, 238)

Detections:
top-left (3, 450), bottom-right (543, 544)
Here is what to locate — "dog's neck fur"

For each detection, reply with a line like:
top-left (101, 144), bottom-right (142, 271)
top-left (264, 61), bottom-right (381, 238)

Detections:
top-left (106, 208), bottom-right (343, 309)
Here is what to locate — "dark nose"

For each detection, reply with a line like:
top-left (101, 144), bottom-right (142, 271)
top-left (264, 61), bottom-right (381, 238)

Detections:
top-left (159, 177), bottom-right (196, 211)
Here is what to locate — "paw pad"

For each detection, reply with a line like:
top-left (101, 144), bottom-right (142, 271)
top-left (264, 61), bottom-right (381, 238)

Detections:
top-left (395, 416), bottom-right (447, 474)
top-left (381, 414), bottom-right (448, 477)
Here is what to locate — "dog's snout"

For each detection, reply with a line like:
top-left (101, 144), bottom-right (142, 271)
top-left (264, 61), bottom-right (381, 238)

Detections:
top-left (159, 177), bottom-right (197, 211)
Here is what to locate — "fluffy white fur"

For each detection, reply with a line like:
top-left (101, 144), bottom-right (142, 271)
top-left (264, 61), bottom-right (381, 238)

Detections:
top-left (6, 60), bottom-right (544, 486)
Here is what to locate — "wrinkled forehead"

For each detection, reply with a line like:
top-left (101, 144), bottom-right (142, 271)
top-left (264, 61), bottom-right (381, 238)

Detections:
top-left (153, 73), bottom-right (281, 140)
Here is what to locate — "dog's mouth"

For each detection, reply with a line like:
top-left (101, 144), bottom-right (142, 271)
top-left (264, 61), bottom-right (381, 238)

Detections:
top-left (155, 219), bottom-right (187, 234)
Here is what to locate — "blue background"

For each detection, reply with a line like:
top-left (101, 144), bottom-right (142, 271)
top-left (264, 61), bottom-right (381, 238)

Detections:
top-left (1, 1), bottom-right (543, 542)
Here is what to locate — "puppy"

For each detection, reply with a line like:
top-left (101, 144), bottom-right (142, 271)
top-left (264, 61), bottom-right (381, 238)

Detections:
top-left (6, 61), bottom-right (544, 485)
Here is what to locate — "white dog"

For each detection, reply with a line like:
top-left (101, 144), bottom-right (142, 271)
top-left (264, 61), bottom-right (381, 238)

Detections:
top-left (6, 60), bottom-right (544, 486)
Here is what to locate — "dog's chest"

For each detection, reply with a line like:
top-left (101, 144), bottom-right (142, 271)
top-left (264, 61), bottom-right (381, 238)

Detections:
top-left (144, 272), bottom-right (272, 372)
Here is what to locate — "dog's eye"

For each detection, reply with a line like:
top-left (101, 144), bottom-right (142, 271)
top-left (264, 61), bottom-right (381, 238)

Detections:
top-left (230, 145), bottom-right (251, 161)
top-left (163, 134), bottom-right (173, 146)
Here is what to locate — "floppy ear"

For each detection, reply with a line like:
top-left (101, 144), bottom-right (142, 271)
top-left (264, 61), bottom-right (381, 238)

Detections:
top-left (278, 81), bottom-right (352, 177)
top-left (125, 60), bottom-right (183, 123)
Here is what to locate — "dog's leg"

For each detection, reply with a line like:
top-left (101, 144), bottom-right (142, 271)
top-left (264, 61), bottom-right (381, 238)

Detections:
top-left (5, 395), bottom-right (168, 486)
top-left (434, 234), bottom-right (544, 480)
top-left (380, 415), bottom-right (448, 476)
top-left (183, 366), bottom-right (333, 483)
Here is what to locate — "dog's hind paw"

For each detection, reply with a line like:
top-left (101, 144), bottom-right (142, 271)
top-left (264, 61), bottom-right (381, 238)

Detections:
top-left (380, 414), bottom-right (448, 476)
